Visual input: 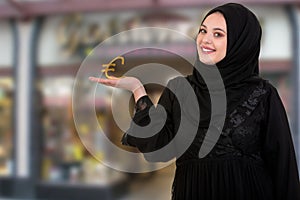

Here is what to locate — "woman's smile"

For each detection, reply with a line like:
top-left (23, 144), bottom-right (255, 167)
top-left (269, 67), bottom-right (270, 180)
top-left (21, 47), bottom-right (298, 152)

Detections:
top-left (200, 45), bottom-right (216, 54)
top-left (197, 12), bottom-right (227, 64)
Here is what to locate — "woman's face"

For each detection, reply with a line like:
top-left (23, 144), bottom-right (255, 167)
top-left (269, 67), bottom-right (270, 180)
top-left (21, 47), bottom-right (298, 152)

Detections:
top-left (196, 12), bottom-right (227, 65)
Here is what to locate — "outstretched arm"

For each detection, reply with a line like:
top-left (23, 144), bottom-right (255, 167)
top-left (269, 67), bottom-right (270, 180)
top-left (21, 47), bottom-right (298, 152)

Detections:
top-left (89, 76), bottom-right (147, 102)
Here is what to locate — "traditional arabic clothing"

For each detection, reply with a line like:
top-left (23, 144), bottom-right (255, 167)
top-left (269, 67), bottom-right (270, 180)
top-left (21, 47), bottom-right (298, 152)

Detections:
top-left (122, 3), bottom-right (300, 200)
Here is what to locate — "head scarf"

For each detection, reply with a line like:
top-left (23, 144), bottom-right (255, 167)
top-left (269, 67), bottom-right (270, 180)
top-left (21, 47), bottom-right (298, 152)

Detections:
top-left (188, 3), bottom-right (263, 128)
top-left (191, 3), bottom-right (262, 89)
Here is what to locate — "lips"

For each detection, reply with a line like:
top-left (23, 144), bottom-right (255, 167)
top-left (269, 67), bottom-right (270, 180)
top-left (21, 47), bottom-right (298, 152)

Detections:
top-left (200, 45), bottom-right (216, 54)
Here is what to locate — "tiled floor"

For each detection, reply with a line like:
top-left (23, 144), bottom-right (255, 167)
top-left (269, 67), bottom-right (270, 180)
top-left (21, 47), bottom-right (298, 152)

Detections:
top-left (119, 164), bottom-right (175, 200)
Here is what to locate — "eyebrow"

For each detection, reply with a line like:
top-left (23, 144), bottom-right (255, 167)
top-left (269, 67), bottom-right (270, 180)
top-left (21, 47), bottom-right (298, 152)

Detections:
top-left (201, 24), bottom-right (227, 33)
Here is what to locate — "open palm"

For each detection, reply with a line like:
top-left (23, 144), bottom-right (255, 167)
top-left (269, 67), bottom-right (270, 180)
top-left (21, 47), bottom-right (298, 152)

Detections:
top-left (89, 76), bottom-right (147, 101)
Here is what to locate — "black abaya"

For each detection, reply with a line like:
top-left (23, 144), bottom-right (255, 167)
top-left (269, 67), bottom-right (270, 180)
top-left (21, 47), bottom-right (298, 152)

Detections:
top-left (122, 77), bottom-right (300, 200)
top-left (121, 3), bottom-right (300, 200)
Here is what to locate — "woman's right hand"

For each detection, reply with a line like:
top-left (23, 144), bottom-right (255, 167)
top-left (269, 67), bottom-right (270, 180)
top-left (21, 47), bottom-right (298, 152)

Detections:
top-left (89, 76), bottom-right (147, 102)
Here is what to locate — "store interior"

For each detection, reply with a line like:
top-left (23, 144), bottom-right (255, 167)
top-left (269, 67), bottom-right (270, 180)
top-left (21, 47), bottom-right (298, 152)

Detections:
top-left (0, 0), bottom-right (299, 199)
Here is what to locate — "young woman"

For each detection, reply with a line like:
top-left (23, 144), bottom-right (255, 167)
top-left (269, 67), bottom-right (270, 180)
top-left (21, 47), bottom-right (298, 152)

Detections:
top-left (89, 3), bottom-right (300, 200)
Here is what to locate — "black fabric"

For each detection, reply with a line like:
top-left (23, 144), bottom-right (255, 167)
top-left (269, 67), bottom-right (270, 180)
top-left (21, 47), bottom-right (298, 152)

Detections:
top-left (124, 79), bottom-right (300, 200)
top-left (261, 85), bottom-right (300, 200)
top-left (122, 2), bottom-right (300, 200)
top-left (123, 79), bottom-right (181, 155)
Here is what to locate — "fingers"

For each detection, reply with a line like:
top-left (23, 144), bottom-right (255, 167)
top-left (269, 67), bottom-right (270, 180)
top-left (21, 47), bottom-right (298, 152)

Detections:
top-left (88, 77), bottom-right (100, 82)
top-left (89, 76), bottom-right (140, 92)
top-left (89, 77), bottom-right (104, 83)
top-left (89, 76), bottom-right (120, 82)
top-left (89, 76), bottom-right (119, 86)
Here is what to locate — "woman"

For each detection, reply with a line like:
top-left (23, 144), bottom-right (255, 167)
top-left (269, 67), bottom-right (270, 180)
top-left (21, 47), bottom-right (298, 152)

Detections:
top-left (89, 3), bottom-right (300, 200)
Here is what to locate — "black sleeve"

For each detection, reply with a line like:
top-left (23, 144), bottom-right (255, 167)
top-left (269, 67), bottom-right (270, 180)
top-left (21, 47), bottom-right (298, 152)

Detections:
top-left (262, 85), bottom-right (300, 200)
top-left (121, 79), bottom-right (180, 160)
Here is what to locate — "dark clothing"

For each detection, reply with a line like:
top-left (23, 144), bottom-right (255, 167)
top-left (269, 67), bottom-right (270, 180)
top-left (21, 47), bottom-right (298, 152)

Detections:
top-left (122, 76), bottom-right (300, 200)
top-left (122, 3), bottom-right (300, 200)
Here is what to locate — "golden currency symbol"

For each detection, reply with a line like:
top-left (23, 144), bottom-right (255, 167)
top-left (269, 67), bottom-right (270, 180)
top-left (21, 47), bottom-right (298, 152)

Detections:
top-left (101, 56), bottom-right (125, 79)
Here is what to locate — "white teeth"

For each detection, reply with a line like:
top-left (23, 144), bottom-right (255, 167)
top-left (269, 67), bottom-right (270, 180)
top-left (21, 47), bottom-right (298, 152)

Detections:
top-left (202, 48), bottom-right (214, 52)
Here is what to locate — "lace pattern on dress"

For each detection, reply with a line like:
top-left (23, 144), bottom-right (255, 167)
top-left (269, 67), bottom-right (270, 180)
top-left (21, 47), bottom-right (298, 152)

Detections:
top-left (225, 81), bottom-right (267, 133)
top-left (207, 81), bottom-right (268, 158)
top-left (135, 95), bottom-right (151, 112)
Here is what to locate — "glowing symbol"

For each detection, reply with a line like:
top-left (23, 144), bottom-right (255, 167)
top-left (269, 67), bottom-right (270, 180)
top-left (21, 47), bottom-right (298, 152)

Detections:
top-left (101, 56), bottom-right (125, 79)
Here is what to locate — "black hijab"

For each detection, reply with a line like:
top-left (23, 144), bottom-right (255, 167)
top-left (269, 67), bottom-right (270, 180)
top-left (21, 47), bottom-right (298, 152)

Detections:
top-left (191, 3), bottom-right (262, 89)
top-left (188, 3), bottom-right (264, 127)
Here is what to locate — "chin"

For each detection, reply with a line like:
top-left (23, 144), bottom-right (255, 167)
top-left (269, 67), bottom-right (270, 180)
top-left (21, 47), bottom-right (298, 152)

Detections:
top-left (199, 57), bottom-right (216, 65)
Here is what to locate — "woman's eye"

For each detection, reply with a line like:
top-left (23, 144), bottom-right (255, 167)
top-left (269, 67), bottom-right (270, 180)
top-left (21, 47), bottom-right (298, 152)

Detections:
top-left (214, 32), bottom-right (223, 37)
top-left (199, 29), bottom-right (206, 34)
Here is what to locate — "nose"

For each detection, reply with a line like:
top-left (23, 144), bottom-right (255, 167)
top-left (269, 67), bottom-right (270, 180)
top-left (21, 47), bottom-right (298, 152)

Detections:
top-left (203, 37), bottom-right (212, 44)
top-left (202, 34), bottom-right (212, 44)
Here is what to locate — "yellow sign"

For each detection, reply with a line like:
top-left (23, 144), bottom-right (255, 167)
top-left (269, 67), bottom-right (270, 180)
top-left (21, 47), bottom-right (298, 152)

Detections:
top-left (101, 56), bottom-right (125, 79)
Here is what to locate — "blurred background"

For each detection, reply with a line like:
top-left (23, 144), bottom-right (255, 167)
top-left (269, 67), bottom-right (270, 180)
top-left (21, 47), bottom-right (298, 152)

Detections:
top-left (0, 0), bottom-right (299, 199)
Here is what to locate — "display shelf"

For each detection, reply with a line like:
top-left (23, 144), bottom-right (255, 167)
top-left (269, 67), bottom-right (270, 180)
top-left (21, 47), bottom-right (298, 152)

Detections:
top-left (92, 42), bottom-right (196, 58)
top-left (259, 60), bottom-right (291, 73)
top-left (0, 67), bottom-right (13, 77)
top-left (0, 82), bottom-right (13, 178)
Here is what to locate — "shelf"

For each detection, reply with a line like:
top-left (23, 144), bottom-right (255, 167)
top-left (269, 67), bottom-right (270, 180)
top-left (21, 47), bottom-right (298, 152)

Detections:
top-left (259, 60), bottom-right (291, 73)
top-left (0, 67), bottom-right (13, 77)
